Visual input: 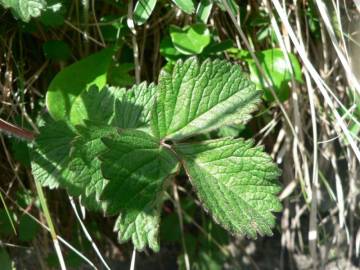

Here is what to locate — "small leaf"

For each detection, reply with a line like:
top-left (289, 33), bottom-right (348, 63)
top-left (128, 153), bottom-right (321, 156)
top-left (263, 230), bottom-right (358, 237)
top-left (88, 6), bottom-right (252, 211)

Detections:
top-left (248, 49), bottom-right (303, 102)
top-left (229, 48), bottom-right (303, 102)
top-left (0, 248), bottom-right (12, 270)
top-left (151, 57), bottom-right (261, 140)
top-left (169, 24), bottom-right (211, 55)
top-left (100, 129), bottom-right (179, 251)
top-left (39, 0), bottom-right (65, 27)
top-left (46, 47), bottom-right (114, 121)
top-left (19, 214), bottom-right (40, 242)
top-left (133, 0), bottom-right (157, 25)
top-left (160, 36), bottom-right (182, 61)
top-left (196, 0), bottom-right (213, 24)
top-left (174, 138), bottom-right (282, 238)
top-left (171, 0), bottom-right (195, 14)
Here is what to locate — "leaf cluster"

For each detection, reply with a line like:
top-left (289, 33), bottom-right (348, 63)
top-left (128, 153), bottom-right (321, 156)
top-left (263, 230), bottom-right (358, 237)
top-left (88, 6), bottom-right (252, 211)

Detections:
top-left (31, 57), bottom-right (282, 251)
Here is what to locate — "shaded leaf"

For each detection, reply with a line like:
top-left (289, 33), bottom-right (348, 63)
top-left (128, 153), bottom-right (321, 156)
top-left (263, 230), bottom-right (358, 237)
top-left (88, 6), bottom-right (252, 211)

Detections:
top-left (100, 129), bottom-right (179, 251)
top-left (46, 47), bottom-right (114, 121)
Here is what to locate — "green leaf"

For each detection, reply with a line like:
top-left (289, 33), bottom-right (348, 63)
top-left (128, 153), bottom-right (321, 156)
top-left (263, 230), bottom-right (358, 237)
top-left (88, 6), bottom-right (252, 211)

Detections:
top-left (67, 124), bottom-right (118, 210)
top-left (213, 0), bottom-right (239, 16)
top-left (0, 0), bottom-right (47, 22)
top-left (70, 82), bottom-right (156, 128)
top-left (108, 62), bottom-right (135, 87)
top-left (112, 82), bottom-right (157, 129)
top-left (31, 117), bottom-right (75, 189)
top-left (169, 24), bottom-right (211, 55)
top-left (43, 40), bottom-right (71, 61)
top-left (151, 57), bottom-right (261, 140)
top-left (39, 0), bottom-right (65, 27)
top-left (160, 36), bottom-right (182, 61)
top-left (133, 0), bottom-right (157, 25)
top-left (100, 129), bottom-right (179, 251)
top-left (46, 47), bottom-right (114, 121)
top-left (19, 214), bottom-right (40, 242)
top-left (248, 49), bottom-right (303, 102)
top-left (33, 83), bottom-right (157, 209)
top-left (171, 0), bottom-right (195, 14)
top-left (196, 0), bottom-right (213, 24)
top-left (229, 48), bottom-right (303, 102)
top-left (0, 248), bottom-right (12, 270)
top-left (69, 86), bottom-right (123, 127)
top-left (174, 138), bottom-right (282, 238)
top-left (0, 209), bottom-right (15, 237)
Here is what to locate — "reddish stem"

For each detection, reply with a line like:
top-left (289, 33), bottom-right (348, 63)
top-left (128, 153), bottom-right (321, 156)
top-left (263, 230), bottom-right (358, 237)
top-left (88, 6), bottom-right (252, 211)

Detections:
top-left (0, 118), bottom-right (36, 141)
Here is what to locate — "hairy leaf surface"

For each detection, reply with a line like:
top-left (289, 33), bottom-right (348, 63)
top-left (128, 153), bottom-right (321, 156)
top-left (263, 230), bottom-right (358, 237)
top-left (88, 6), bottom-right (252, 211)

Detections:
top-left (151, 57), bottom-right (261, 140)
top-left (174, 138), bottom-right (282, 238)
top-left (100, 129), bottom-right (179, 250)
top-left (67, 124), bottom-right (118, 210)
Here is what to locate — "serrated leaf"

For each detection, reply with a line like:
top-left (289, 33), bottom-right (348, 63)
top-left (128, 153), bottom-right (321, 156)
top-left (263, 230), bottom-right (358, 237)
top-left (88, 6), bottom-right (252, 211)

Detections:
top-left (112, 82), bottom-right (157, 129)
top-left (174, 138), bottom-right (282, 238)
top-left (70, 82), bottom-right (157, 128)
top-left (151, 57), bottom-right (261, 140)
top-left (67, 124), bottom-right (118, 210)
top-left (33, 83), bottom-right (157, 209)
top-left (31, 117), bottom-right (75, 189)
top-left (46, 47), bottom-right (114, 121)
top-left (172, 0), bottom-right (195, 14)
top-left (100, 129), bottom-right (179, 251)
top-left (133, 0), bottom-right (157, 25)
top-left (0, 0), bottom-right (47, 22)
top-left (69, 86), bottom-right (124, 126)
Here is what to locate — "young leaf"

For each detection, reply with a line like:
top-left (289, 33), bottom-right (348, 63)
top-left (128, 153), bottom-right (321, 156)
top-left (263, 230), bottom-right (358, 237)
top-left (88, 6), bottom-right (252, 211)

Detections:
top-left (100, 129), bottom-right (179, 251)
top-left (133, 0), bottom-right (157, 25)
top-left (174, 138), bottom-right (282, 238)
top-left (169, 24), bottom-right (211, 55)
top-left (46, 47), bottom-right (114, 121)
top-left (151, 57), bottom-right (261, 140)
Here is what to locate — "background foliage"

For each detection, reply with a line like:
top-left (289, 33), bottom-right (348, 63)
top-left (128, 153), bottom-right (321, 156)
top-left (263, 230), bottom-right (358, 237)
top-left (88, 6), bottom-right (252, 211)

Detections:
top-left (0, 0), bottom-right (360, 269)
